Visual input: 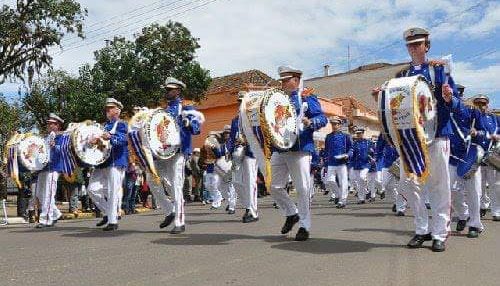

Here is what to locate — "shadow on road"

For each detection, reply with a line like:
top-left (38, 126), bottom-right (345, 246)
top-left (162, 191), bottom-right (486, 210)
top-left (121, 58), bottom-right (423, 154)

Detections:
top-left (150, 233), bottom-right (400, 254)
top-left (341, 227), bottom-right (413, 236)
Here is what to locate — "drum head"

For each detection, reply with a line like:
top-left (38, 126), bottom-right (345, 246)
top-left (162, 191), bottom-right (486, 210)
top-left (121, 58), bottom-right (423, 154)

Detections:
top-left (262, 90), bottom-right (297, 150)
top-left (146, 110), bottom-right (180, 159)
top-left (414, 77), bottom-right (436, 144)
top-left (17, 134), bottom-right (49, 171)
top-left (72, 121), bottom-right (111, 166)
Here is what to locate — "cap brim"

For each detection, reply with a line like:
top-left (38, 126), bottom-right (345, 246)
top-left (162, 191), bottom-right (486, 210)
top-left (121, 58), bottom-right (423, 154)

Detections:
top-left (406, 38), bottom-right (426, 44)
top-left (473, 99), bottom-right (489, 104)
top-left (165, 84), bottom-right (183, 89)
top-left (278, 75), bottom-right (294, 81)
top-left (105, 103), bottom-right (122, 109)
top-left (47, 119), bottom-right (61, 124)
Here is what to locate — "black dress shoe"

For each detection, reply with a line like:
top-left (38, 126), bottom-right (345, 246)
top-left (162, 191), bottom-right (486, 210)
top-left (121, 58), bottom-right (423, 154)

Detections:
top-left (395, 211), bottom-right (405, 216)
top-left (159, 213), bottom-right (175, 229)
top-left (96, 216), bottom-right (108, 227)
top-left (328, 197), bottom-right (336, 202)
top-left (380, 192), bottom-right (386, 200)
top-left (225, 205), bottom-right (230, 211)
top-left (407, 233), bottom-right (432, 248)
top-left (425, 203), bottom-right (431, 210)
top-left (273, 202), bottom-right (280, 209)
top-left (456, 219), bottom-right (467, 232)
top-left (323, 190), bottom-right (329, 195)
top-left (35, 223), bottom-right (48, 229)
top-left (493, 216), bottom-right (500, 221)
top-left (357, 200), bottom-right (365, 204)
top-left (336, 203), bottom-right (346, 209)
top-left (227, 209), bottom-right (235, 215)
top-left (392, 204), bottom-right (397, 212)
top-left (365, 193), bottom-right (371, 200)
top-left (480, 209), bottom-right (487, 217)
top-left (467, 227), bottom-right (479, 238)
top-left (294, 227), bottom-right (309, 241)
top-left (170, 225), bottom-right (185, 234)
top-left (281, 214), bottom-right (299, 234)
top-left (431, 239), bottom-right (446, 252)
top-left (242, 214), bottom-right (259, 223)
top-left (103, 224), bottom-right (118, 231)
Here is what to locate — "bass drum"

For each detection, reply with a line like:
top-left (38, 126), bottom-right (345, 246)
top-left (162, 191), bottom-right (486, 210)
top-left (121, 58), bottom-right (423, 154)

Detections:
top-left (143, 109), bottom-right (181, 159)
top-left (242, 89), bottom-right (297, 150)
top-left (71, 121), bottom-right (111, 166)
top-left (10, 133), bottom-right (50, 172)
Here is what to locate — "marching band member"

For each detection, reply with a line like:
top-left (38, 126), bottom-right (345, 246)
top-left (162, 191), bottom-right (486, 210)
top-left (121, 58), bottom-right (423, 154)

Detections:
top-left (269, 66), bottom-right (327, 241)
top-left (217, 125), bottom-right (237, 214)
top-left (351, 127), bottom-right (373, 204)
top-left (323, 116), bottom-right (352, 208)
top-left (367, 135), bottom-right (382, 202)
top-left (35, 113), bottom-right (65, 228)
top-left (88, 98), bottom-right (128, 231)
top-left (229, 94), bottom-right (259, 223)
top-left (375, 27), bottom-right (457, 251)
top-left (201, 131), bottom-right (222, 209)
top-left (376, 135), bottom-right (406, 216)
top-left (470, 95), bottom-right (499, 221)
top-left (150, 78), bottom-right (202, 234)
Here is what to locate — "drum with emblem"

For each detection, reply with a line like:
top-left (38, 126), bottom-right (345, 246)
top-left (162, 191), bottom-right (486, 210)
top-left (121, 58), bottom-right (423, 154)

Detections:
top-left (378, 75), bottom-right (436, 181)
top-left (241, 89), bottom-right (298, 150)
top-left (130, 108), bottom-right (181, 160)
top-left (71, 121), bottom-right (111, 166)
top-left (6, 133), bottom-right (50, 172)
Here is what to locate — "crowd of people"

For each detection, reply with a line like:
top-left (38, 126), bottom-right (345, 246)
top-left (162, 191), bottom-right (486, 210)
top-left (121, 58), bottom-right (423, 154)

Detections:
top-left (3, 26), bottom-right (498, 253)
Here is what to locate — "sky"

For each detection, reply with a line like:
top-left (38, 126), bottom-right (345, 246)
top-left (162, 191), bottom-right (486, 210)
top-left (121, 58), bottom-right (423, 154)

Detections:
top-left (1, 0), bottom-right (499, 107)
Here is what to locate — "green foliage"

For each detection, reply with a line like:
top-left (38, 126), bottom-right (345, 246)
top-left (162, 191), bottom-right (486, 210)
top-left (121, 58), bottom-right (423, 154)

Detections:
top-left (91, 22), bottom-right (211, 114)
top-left (22, 68), bottom-right (106, 132)
top-left (0, 96), bottom-right (23, 155)
top-left (0, 0), bottom-right (87, 84)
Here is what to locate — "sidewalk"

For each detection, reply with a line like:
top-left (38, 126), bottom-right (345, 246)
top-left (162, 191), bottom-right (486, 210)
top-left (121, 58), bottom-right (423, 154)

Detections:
top-left (1, 197), bottom-right (153, 224)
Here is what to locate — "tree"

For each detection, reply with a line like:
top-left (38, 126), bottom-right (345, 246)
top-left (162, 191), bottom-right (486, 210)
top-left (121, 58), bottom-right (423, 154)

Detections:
top-left (91, 22), bottom-right (211, 115)
top-left (0, 0), bottom-right (87, 84)
top-left (22, 68), bottom-right (106, 132)
top-left (0, 96), bottom-right (24, 199)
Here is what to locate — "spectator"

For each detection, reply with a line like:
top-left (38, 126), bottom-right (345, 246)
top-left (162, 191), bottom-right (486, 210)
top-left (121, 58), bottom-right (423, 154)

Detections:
top-left (183, 155), bottom-right (194, 202)
top-left (123, 162), bottom-right (139, 214)
top-left (190, 148), bottom-right (203, 202)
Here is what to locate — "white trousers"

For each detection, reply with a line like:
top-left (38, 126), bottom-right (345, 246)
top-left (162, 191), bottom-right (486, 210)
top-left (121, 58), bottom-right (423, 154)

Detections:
top-left (220, 180), bottom-right (237, 211)
top-left (88, 167), bottom-right (125, 224)
top-left (36, 171), bottom-right (62, 225)
top-left (270, 151), bottom-right (312, 231)
top-left (381, 168), bottom-right (406, 212)
top-left (367, 171), bottom-right (381, 198)
top-left (449, 164), bottom-right (483, 230)
top-left (325, 165), bottom-right (348, 204)
top-left (482, 166), bottom-right (499, 216)
top-left (233, 157), bottom-right (258, 217)
top-left (149, 153), bottom-right (186, 227)
top-left (352, 168), bottom-right (369, 201)
top-left (400, 138), bottom-right (451, 242)
top-left (204, 172), bottom-right (222, 208)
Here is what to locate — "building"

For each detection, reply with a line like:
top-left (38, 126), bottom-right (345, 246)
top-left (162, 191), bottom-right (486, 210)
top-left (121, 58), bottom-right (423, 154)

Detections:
top-left (305, 62), bottom-right (408, 111)
top-left (194, 70), bottom-right (344, 148)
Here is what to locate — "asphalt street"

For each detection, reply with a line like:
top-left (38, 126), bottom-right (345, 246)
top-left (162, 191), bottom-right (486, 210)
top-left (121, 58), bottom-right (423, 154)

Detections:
top-left (1, 194), bottom-right (499, 286)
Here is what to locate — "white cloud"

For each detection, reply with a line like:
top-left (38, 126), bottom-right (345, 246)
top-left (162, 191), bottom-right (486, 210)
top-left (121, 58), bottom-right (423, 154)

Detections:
top-left (453, 61), bottom-right (500, 96)
top-left (1, 0), bottom-right (498, 84)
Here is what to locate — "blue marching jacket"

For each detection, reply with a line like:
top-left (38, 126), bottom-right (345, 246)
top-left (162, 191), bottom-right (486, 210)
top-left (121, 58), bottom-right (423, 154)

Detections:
top-left (43, 134), bottom-right (66, 172)
top-left (351, 138), bottom-right (374, 170)
top-left (324, 131), bottom-right (352, 166)
top-left (277, 90), bottom-right (327, 154)
top-left (228, 115), bottom-right (254, 158)
top-left (100, 119), bottom-right (129, 169)
top-left (397, 62), bottom-right (459, 138)
top-left (165, 98), bottom-right (202, 156)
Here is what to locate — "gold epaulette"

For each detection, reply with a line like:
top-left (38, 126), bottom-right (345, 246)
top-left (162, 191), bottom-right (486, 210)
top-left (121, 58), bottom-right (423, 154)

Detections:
top-left (301, 87), bottom-right (315, 97)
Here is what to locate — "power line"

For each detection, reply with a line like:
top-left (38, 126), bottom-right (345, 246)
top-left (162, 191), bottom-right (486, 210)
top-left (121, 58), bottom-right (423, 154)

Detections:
top-left (54, 0), bottom-right (213, 54)
top-left (61, 0), bottom-right (186, 44)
